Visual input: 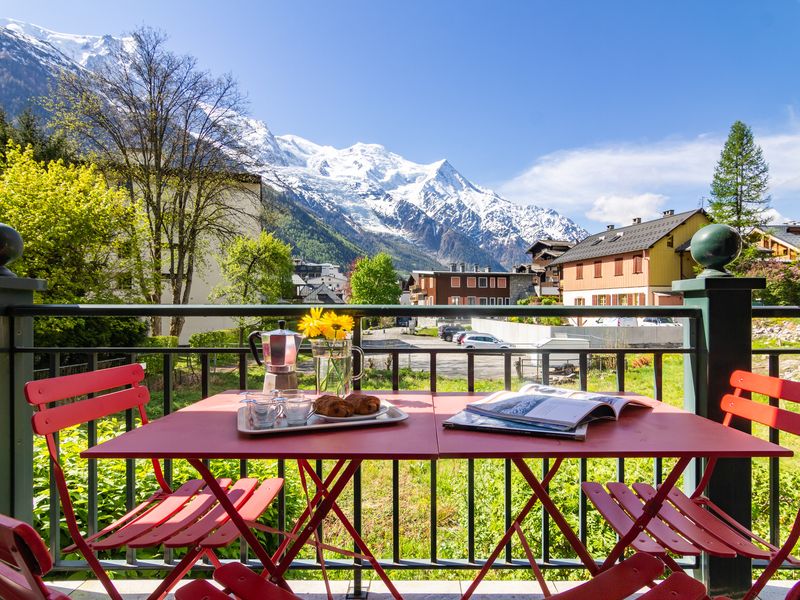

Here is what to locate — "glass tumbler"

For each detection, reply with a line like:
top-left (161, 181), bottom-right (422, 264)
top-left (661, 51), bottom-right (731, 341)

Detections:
top-left (274, 390), bottom-right (314, 426)
top-left (242, 393), bottom-right (283, 429)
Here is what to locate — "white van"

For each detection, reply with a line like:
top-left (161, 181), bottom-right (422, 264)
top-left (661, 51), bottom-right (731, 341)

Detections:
top-left (525, 337), bottom-right (591, 374)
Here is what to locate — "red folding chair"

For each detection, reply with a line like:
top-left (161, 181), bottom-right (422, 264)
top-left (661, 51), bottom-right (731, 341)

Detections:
top-left (0, 513), bottom-right (70, 600)
top-left (174, 553), bottom-right (708, 600)
top-left (583, 370), bottom-right (800, 600)
top-left (176, 562), bottom-right (301, 599)
top-left (25, 364), bottom-right (283, 600)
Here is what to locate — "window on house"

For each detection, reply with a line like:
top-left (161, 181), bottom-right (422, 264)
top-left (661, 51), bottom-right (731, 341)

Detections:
top-left (576, 263), bottom-right (583, 279)
top-left (575, 297), bottom-right (585, 306)
top-left (449, 296), bottom-right (461, 305)
top-left (478, 277), bottom-right (488, 288)
top-left (451, 276), bottom-right (461, 287)
top-left (615, 257), bottom-right (623, 276)
top-left (497, 277), bottom-right (507, 288)
top-left (594, 261), bottom-right (602, 278)
top-left (489, 297), bottom-right (496, 305)
top-left (479, 297), bottom-right (488, 305)
top-left (467, 296), bottom-right (476, 305)
top-left (489, 277), bottom-right (496, 288)
top-left (467, 277), bottom-right (477, 288)
top-left (633, 256), bottom-right (643, 274)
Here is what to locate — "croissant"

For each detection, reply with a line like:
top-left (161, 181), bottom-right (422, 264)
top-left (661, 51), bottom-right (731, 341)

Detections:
top-left (345, 393), bottom-right (381, 415)
top-left (315, 394), bottom-right (354, 417)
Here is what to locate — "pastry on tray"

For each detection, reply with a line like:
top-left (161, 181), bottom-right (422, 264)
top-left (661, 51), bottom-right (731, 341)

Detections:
top-left (314, 393), bottom-right (381, 417)
top-left (314, 394), bottom-right (354, 418)
top-left (344, 392), bottom-right (381, 415)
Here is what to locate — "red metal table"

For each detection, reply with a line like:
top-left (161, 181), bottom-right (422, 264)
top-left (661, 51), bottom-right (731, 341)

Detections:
top-left (432, 392), bottom-right (792, 599)
top-left (82, 390), bottom-right (438, 599)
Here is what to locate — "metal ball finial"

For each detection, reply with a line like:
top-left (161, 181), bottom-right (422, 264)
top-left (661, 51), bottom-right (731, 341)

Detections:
top-left (0, 223), bottom-right (23, 277)
top-left (690, 223), bottom-right (742, 278)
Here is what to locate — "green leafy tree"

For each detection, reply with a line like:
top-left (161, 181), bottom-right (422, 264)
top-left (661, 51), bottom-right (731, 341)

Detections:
top-left (708, 121), bottom-right (770, 233)
top-left (0, 143), bottom-right (141, 301)
top-left (349, 253), bottom-right (402, 304)
top-left (0, 108), bottom-right (75, 165)
top-left (0, 142), bottom-right (147, 354)
top-left (49, 27), bottom-right (258, 337)
top-left (211, 232), bottom-right (294, 343)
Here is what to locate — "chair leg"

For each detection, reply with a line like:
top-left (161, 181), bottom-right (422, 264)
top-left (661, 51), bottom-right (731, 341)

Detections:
top-left (148, 546), bottom-right (205, 600)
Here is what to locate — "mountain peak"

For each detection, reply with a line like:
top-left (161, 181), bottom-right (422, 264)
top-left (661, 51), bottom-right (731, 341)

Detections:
top-left (0, 18), bottom-right (134, 68)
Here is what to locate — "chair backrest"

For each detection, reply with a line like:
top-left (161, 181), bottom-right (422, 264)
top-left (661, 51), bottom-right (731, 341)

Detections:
top-left (721, 370), bottom-right (800, 436)
top-left (0, 513), bottom-right (69, 600)
top-left (25, 363), bottom-right (149, 436)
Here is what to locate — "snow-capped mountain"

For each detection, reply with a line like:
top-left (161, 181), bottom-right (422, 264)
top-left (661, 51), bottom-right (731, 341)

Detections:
top-left (0, 19), bottom-right (588, 270)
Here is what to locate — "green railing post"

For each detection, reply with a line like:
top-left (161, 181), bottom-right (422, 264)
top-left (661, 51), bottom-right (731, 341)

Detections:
top-left (0, 223), bottom-right (46, 522)
top-left (673, 224), bottom-right (765, 599)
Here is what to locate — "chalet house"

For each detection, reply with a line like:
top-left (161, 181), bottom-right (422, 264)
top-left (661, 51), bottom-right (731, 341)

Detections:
top-left (515, 239), bottom-right (575, 298)
top-left (550, 209), bottom-right (710, 307)
top-left (409, 263), bottom-right (534, 306)
top-left (292, 260), bottom-right (348, 303)
top-left (754, 225), bottom-right (800, 262)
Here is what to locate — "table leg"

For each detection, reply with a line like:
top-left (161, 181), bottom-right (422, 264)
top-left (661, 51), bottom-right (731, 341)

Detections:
top-left (186, 458), bottom-right (288, 588)
top-left (297, 459), bottom-right (404, 600)
top-left (273, 459), bottom-right (347, 561)
top-left (461, 458), bottom-right (564, 600)
top-left (275, 459), bottom-right (362, 570)
top-left (513, 458), bottom-right (599, 575)
top-left (600, 455), bottom-right (692, 571)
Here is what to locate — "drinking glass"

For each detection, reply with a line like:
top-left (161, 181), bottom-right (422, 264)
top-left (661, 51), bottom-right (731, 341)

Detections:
top-left (241, 392), bottom-right (283, 429)
top-left (275, 390), bottom-right (314, 426)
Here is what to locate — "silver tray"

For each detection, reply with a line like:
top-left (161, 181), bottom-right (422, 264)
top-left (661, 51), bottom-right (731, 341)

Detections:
top-left (237, 400), bottom-right (408, 435)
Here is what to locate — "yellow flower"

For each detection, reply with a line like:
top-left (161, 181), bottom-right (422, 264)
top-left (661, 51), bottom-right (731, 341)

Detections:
top-left (298, 307), bottom-right (325, 338)
top-left (321, 311), bottom-right (354, 340)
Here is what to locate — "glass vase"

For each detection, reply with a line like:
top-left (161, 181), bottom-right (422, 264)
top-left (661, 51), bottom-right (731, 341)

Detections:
top-left (311, 338), bottom-right (364, 398)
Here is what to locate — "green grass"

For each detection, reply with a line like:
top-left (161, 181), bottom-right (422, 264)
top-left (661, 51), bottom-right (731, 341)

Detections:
top-left (412, 326), bottom-right (438, 337)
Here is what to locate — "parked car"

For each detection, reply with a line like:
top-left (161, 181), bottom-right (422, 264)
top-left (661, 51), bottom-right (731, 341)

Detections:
top-left (454, 331), bottom-right (471, 344)
top-left (591, 317), bottom-right (639, 327)
top-left (440, 325), bottom-right (461, 342)
top-left (525, 337), bottom-right (590, 374)
top-left (462, 333), bottom-right (511, 349)
top-left (639, 316), bottom-right (680, 327)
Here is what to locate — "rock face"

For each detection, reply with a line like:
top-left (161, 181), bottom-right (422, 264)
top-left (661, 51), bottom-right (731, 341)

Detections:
top-left (0, 19), bottom-right (588, 271)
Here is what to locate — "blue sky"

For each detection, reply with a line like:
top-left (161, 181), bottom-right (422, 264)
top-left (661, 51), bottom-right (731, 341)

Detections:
top-left (3, 0), bottom-right (800, 229)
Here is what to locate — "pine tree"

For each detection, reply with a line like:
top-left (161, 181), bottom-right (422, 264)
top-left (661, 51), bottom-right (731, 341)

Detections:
top-left (708, 120), bottom-right (770, 233)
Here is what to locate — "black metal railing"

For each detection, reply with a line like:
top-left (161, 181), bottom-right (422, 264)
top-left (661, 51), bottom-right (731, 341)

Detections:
top-left (12, 302), bottom-right (798, 592)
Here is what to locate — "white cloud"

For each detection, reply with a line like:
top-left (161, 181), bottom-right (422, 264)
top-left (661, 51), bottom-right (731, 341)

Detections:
top-left (499, 128), bottom-right (800, 228)
top-left (586, 193), bottom-right (668, 226)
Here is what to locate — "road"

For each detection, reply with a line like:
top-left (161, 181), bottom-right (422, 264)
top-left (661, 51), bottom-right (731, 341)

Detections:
top-left (359, 327), bottom-right (517, 380)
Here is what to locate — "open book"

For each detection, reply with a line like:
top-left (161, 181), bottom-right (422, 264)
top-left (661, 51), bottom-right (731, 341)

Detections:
top-left (465, 383), bottom-right (650, 430)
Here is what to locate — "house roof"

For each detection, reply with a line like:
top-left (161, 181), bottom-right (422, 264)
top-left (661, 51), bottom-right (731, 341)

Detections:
top-left (526, 239), bottom-right (574, 255)
top-left (549, 209), bottom-right (706, 266)
top-left (759, 225), bottom-right (800, 251)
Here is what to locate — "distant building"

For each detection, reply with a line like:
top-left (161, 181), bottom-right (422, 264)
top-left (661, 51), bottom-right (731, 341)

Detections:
top-left (550, 209), bottom-right (710, 307)
top-left (514, 239), bottom-right (575, 299)
top-left (408, 263), bottom-right (534, 306)
top-left (292, 259), bottom-right (348, 303)
top-left (754, 224), bottom-right (800, 261)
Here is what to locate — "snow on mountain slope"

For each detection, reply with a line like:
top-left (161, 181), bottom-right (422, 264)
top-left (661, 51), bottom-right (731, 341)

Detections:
top-left (268, 134), bottom-right (586, 266)
top-left (1, 18), bottom-right (133, 70)
top-left (1, 19), bottom-right (588, 269)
